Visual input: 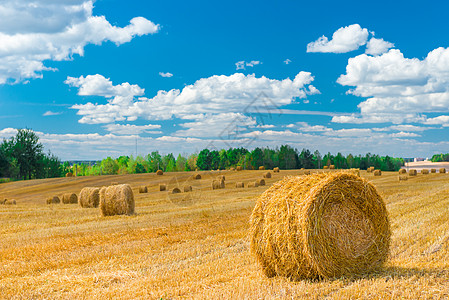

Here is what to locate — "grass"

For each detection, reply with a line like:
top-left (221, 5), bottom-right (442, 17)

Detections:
top-left (0, 170), bottom-right (449, 299)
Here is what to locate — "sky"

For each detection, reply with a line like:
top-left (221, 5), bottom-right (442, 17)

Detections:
top-left (1, 0), bottom-right (449, 160)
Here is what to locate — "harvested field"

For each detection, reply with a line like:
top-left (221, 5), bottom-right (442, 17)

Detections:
top-left (0, 170), bottom-right (448, 298)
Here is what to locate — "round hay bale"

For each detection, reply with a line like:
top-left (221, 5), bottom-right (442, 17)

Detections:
top-left (183, 185), bottom-right (192, 193)
top-left (259, 166), bottom-right (265, 170)
top-left (431, 168), bottom-right (437, 173)
top-left (323, 166), bottom-right (329, 170)
top-left (248, 181), bottom-right (259, 188)
top-left (0, 199), bottom-right (4, 205)
top-left (217, 175), bottom-right (226, 181)
top-left (212, 179), bottom-right (225, 190)
top-left (193, 173), bottom-right (201, 180)
top-left (156, 170), bottom-right (163, 175)
top-left (79, 187), bottom-right (100, 208)
top-left (230, 167), bottom-right (236, 171)
top-left (273, 167), bottom-right (280, 173)
top-left (159, 184), bottom-right (167, 191)
top-left (65, 172), bottom-right (73, 177)
top-left (235, 182), bottom-right (244, 188)
top-left (99, 184), bottom-right (135, 216)
top-left (304, 170), bottom-right (311, 175)
top-left (409, 169), bottom-right (417, 176)
top-left (62, 193), bottom-right (77, 204)
top-left (329, 165), bottom-right (335, 170)
top-left (139, 186), bottom-right (148, 193)
top-left (374, 169), bottom-right (382, 176)
top-left (263, 172), bottom-right (272, 179)
top-left (398, 169), bottom-right (406, 174)
top-left (172, 187), bottom-right (181, 194)
top-left (439, 168), bottom-right (446, 174)
top-left (250, 172), bottom-right (390, 279)
top-left (421, 169), bottom-right (429, 174)
top-left (236, 166), bottom-right (243, 171)
top-left (4, 199), bottom-right (16, 205)
top-left (367, 167), bottom-right (375, 173)
top-left (258, 179), bottom-right (266, 186)
top-left (47, 196), bottom-right (60, 204)
top-left (398, 175), bottom-right (408, 181)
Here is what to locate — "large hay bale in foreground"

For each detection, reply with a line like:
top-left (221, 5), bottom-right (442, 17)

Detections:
top-left (47, 196), bottom-right (60, 204)
top-left (139, 186), bottom-right (148, 193)
top-left (263, 172), bottom-right (272, 178)
top-left (193, 173), bottom-right (201, 180)
top-left (259, 166), bottom-right (265, 170)
top-left (374, 169), bottom-right (382, 176)
top-left (62, 193), bottom-right (77, 204)
top-left (398, 169), bottom-right (406, 174)
top-left (99, 184), bottom-right (135, 216)
top-left (329, 165), bottom-right (335, 169)
top-left (236, 166), bottom-right (243, 171)
top-left (250, 172), bottom-right (390, 279)
top-left (398, 175), bottom-right (408, 181)
top-left (235, 182), bottom-right (244, 188)
top-left (431, 168), bottom-right (436, 173)
top-left (159, 184), bottom-right (167, 191)
top-left (79, 187), bottom-right (100, 208)
top-left (439, 168), bottom-right (446, 174)
top-left (156, 170), bottom-right (163, 175)
top-left (409, 169), bottom-right (417, 176)
top-left (273, 167), bottom-right (280, 173)
top-left (421, 169), bottom-right (429, 174)
top-left (4, 199), bottom-right (16, 205)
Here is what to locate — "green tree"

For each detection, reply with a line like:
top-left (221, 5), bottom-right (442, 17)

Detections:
top-left (175, 154), bottom-right (187, 171)
top-left (197, 149), bottom-right (211, 170)
top-left (101, 157), bottom-right (119, 175)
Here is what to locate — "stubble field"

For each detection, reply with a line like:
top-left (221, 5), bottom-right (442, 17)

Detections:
top-left (0, 169), bottom-right (448, 299)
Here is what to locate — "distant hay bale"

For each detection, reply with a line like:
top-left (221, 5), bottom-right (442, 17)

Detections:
top-left (421, 169), bottom-right (429, 174)
top-left (230, 167), bottom-right (236, 171)
top-left (367, 167), bottom-right (375, 173)
top-left (159, 184), bottom-right (167, 191)
top-left (0, 199), bottom-right (4, 205)
top-left (398, 169), bottom-right (406, 174)
top-left (110, 182), bottom-right (119, 186)
top-left (263, 172), bottom-right (272, 178)
top-left (273, 167), bottom-right (280, 173)
top-left (304, 170), bottom-right (311, 175)
top-left (329, 165), bottom-right (335, 169)
top-left (323, 166), bottom-right (329, 169)
top-left (236, 166), bottom-right (243, 171)
top-left (235, 182), bottom-right (244, 188)
top-left (46, 196), bottom-right (60, 204)
top-left (65, 172), bottom-right (73, 177)
top-left (4, 199), bottom-right (16, 205)
top-left (172, 187), bottom-right (181, 194)
top-left (374, 169), bottom-right (382, 176)
top-left (62, 193), bottom-right (77, 204)
top-left (431, 168), bottom-right (436, 173)
top-left (409, 169), bottom-right (417, 176)
top-left (250, 172), bottom-right (390, 279)
top-left (79, 187), bottom-right (100, 208)
top-left (183, 185), bottom-right (192, 192)
top-left (259, 166), bottom-right (265, 170)
top-left (217, 175), bottom-right (226, 181)
top-left (156, 170), bottom-right (163, 175)
top-left (212, 179), bottom-right (225, 190)
top-left (193, 173), bottom-right (201, 180)
top-left (439, 168), bottom-right (446, 174)
top-left (258, 179), bottom-right (266, 186)
top-left (99, 184), bottom-right (135, 216)
top-left (398, 175), bottom-right (408, 181)
top-left (248, 181), bottom-right (259, 188)
top-left (139, 186), bottom-right (148, 193)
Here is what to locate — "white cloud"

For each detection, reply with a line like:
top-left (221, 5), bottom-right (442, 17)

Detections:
top-left (284, 59), bottom-right (292, 65)
top-left (365, 37), bottom-right (394, 56)
top-left (297, 122), bottom-right (332, 132)
top-left (103, 123), bottom-right (162, 135)
top-left (70, 71), bottom-right (319, 124)
top-left (43, 111), bottom-right (62, 116)
top-left (236, 60), bottom-right (261, 70)
top-left (423, 115), bottom-right (449, 127)
top-left (159, 72), bottom-right (173, 78)
top-left (0, 1), bottom-right (159, 84)
top-left (389, 131), bottom-right (420, 138)
top-left (307, 24), bottom-right (369, 53)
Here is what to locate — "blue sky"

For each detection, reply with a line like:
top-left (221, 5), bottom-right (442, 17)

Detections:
top-left (1, 0), bottom-right (449, 160)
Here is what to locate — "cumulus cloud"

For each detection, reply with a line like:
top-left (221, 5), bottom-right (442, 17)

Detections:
top-left (0, 0), bottom-right (159, 84)
top-left (43, 111), bottom-right (62, 116)
top-left (334, 48), bottom-right (449, 124)
top-left (103, 123), bottom-right (162, 135)
top-left (365, 37), bottom-right (394, 56)
top-left (159, 72), bottom-right (173, 78)
top-left (69, 71), bottom-right (319, 124)
top-left (307, 24), bottom-right (369, 53)
top-left (235, 60), bottom-right (261, 70)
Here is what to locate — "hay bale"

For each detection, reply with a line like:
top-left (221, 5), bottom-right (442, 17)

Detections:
top-left (159, 184), bottom-right (167, 191)
top-left (99, 184), bottom-right (135, 216)
top-left (110, 182), bottom-right (119, 186)
top-left (323, 166), bottom-right (329, 169)
top-left (172, 187), bottom-right (181, 194)
top-left (374, 169), bottom-right (382, 176)
top-left (248, 181), bottom-right (259, 188)
top-left (62, 193), bottom-right (77, 204)
top-left (398, 169), bottom-right (406, 174)
top-left (421, 169), bottom-right (429, 174)
top-left (263, 172), bottom-right (272, 179)
top-left (79, 187), bottom-right (100, 208)
top-left (273, 167), bottom-right (280, 173)
top-left (217, 175), bottom-right (226, 181)
top-left (230, 167), bottom-right (236, 171)
top-left (367, 167), bottom-right (375, 173)
top-left (431, 168), bottom-right (436, 173)
top-left (439, 168), bottom-right (446, 174)
top-left (183, 185), bottom-right (192, 192)
top-left (235, 182), bottom-right (244, 188)
top-left (139, 186), bottom-right (148, 193)
top-left (304, 170), bottom-right (311, 175)
top-left (193, 173), bottom-right (201, 180)
top-left (259, 166), bottom-right (265, 170)
top-left (398, 175), bottom-right (408, 181)
top-left (236, 166), bottom-right (243, 171)
top-left (250, 172), bottom-right (390, 279)
top-left (409, 169), bottom-right (417, 176)
top-left (329, 165), bottom-right (335, 169)
top-left (212, 179), bottom-right (225, 190)
top-left (4, 199), bottom-right (16, 205)
top-left (156, 170), bottom-right (163, 175)
top-left (46, 196), bottom-right (60, 204)
top-left (65, 172), bottom-right (73, 177)
top-left (258, 179), bottom-right (266, 186)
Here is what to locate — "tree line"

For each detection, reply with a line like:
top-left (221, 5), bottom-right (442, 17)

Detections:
top-left (431, 153), bottom-right (449, 162)
top-left (0, 129), bottom-right (405, 181)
